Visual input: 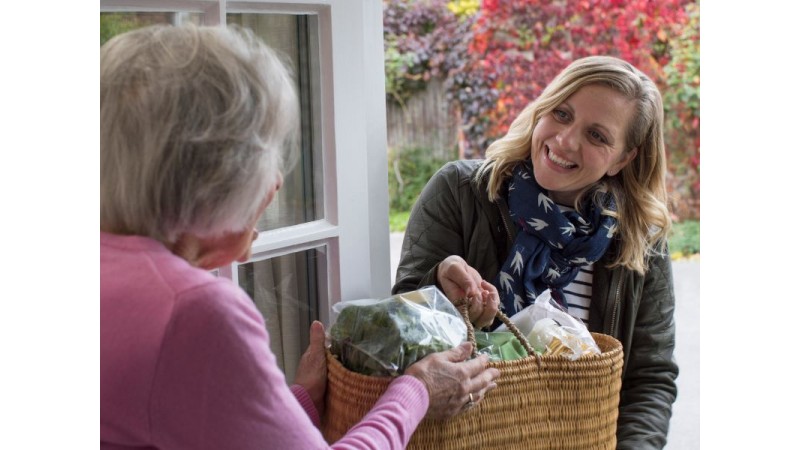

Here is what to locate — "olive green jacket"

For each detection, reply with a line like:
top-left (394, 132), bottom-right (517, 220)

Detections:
top-left (392, 160), bottom-right (678, 450)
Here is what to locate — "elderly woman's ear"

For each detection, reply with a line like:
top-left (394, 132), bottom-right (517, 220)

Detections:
top-left (169, 228), bottom-right (255, 270)
top-left (170, 174), bottom-right (283, 270)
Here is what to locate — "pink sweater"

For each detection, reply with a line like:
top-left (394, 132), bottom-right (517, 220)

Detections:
top-left (101, 232), bottom-right (429, 449)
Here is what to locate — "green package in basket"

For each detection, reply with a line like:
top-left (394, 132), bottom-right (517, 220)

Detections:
top-left (474, 331), bottom-right (530, 361)
top-left (328, 286), bottom-right (467, 377)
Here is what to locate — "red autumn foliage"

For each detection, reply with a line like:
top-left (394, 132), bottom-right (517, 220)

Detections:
top-left (461, 0), bottom-right (699, 218)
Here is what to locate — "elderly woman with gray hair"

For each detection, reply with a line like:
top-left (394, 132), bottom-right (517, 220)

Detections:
top-left (100, 25), bottom-right (499, 450)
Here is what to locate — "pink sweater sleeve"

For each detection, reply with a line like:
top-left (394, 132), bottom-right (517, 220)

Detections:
top-left (149, 281), bottom-right (429, 450)
top-left (290, 384), bottom-right (321, 427)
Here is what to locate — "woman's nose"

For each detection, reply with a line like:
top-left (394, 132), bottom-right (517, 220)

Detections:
top-left (555, 125), bottom-right (579, 152)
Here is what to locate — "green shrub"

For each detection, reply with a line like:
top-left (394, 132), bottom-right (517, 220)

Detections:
top-left (668, 220), bottom-right (700, 256)
top-left (389, 210), bottom-right (411, 233)
top-left (388, 147), bottom-right (453, 213)
top-left (100, 13), bottom-right (142, 45)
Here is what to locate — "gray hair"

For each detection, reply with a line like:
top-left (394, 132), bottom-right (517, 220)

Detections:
top-left (100, 24), bottom-right (299, 243)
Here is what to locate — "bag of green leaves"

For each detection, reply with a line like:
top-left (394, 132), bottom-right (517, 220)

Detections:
top-left (328, 286), bottom-right (467, 376)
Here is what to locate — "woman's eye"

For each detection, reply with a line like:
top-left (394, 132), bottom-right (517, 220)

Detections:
top-left (553, 109), bottom-right (569, 122)
top-left (589, 130), bottom-right (608, 144)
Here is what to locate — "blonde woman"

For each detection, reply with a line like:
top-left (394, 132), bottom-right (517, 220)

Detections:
top-left (100, 25), bottom-right (499, 450)
top-left (394, 55), bottom-right (677, 449)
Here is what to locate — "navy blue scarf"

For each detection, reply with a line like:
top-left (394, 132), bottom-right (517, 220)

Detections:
top-left (492, 160), bottom-right (617, 313)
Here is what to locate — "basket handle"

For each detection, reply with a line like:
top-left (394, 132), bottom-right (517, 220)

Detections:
top-left (453, 297), bottom-right (539, 359)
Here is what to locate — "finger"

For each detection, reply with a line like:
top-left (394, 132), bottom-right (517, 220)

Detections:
top-left (476, 364), bottom-right (501, 387)
top-left (480, 280), bottom-right (498, 298)
top-left (475, 286), bottom-right (499, 329)
top-left (475, 312), bottom-right (493, 330)
top-left (469, 378), bottom-right (500, 406)
top-left (309, 320), bottom-right (326, 349)
top-left (439, 265), bottom-right (471, 299)
top-left (461, 366), bottom-right (501, 411)
top-left (481, 281), bottom-right (500, 310)
top-left (460, 267), bottom-right (484, 320)
top-left (465, 368), bottom-right (501, 402)
top-left (447, 263), bottom-right (479, 295)
top-left (438, 256), bottom-right (470, 297)
top-left (443, 342), bottom-right (473, 363)
top-left (463, 265), bottom-right (484, 298)
top-left (458, 353), bottom-right (492, 379)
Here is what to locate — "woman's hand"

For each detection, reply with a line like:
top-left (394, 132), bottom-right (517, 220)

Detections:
top-left (294, 320), bottom-right (327, 416)
top-left (437, 255), bottom-right (500, 329)
top-left (405, 342), bottom-right (500, 420)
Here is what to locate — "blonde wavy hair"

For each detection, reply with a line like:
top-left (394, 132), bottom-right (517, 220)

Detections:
top-left (476, 55), bottom-right (671, 274)
top-left (101, 25), bottom-right (298, 244)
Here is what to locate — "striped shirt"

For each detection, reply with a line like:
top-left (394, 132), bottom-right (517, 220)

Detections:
top-left (555, 203), bottom-right (593, 324)
top-left (564, 266), bottom-right (593, 324)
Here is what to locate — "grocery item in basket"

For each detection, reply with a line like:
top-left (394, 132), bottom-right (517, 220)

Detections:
top-left (328, 286), bottom-right (467, 376)
top-left (474, 331), bottom-right (530, 361)
top-left (527, 317), bottom-right (599, 358)
top-left (496, 289), bottom-right (600, 360)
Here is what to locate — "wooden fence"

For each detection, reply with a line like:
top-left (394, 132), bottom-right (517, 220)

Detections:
top-left (385, 79), bottom-right (458, 161)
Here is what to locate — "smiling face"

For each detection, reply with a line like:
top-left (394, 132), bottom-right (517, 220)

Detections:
top-left (531, 84), bottom-right (638, 205)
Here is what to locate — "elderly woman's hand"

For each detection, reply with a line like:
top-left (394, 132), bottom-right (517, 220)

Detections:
top-left (404, 342), bottom-right (500, 420)
top-left (436, 255), bottom-right (500, 329)
top-left (294, 320), bottom-right (327, 416)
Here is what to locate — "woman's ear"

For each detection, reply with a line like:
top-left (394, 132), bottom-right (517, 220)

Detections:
top-left (607, 147), bottom-right (638, 177)
top-left (168, 229), bottom-right (254, 270)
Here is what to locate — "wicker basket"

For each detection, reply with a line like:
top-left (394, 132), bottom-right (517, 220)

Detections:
top-left (322, 304), bottom-right (624, 449)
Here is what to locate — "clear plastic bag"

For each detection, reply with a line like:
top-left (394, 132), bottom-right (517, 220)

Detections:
top-left (328, 286), bottom-right (467, 376)
top-left (495, 289), bottom-right (600, 360)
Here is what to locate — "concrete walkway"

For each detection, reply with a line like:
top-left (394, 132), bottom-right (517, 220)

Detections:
top-left (389, 232), bottom-right (700, 449)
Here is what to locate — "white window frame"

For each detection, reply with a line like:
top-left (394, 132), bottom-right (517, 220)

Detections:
top-left (100, 0), bottom-right (392, 323)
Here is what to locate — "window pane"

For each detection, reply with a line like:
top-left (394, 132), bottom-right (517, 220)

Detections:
top-left (237, 247), bottom-right (325, 383)
top-left (100, 12), bottom-right (203, 45)
top-left (228, 13), bottom-right (324, 231)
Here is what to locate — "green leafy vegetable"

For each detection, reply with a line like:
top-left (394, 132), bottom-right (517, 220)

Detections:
top-left (329, 287), bottom-right (467, 376)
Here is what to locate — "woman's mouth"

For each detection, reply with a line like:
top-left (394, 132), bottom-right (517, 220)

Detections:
top-left (546, 146), bottom-right (577, 169)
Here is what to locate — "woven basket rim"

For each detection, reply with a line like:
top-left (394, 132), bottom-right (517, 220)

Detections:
top-left (327, 332), bottom-right (622, 380)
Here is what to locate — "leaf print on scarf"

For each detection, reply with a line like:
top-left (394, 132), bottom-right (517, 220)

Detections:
top-left (511, 252), bottom-right (524, 275)
top-left (527, 218), bottom-right (548, 230)
top-left (498, 271), bottom-right (514, 293)
top-left (538, 193), bottom-right (554, 213)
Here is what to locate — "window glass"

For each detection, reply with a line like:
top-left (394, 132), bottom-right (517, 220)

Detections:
top-left (228, 13), bottom-right (324, 231)
top-left (100, 12), bottom-right (203, 45)
top-left (237, 247), bottom-right (325, 383)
